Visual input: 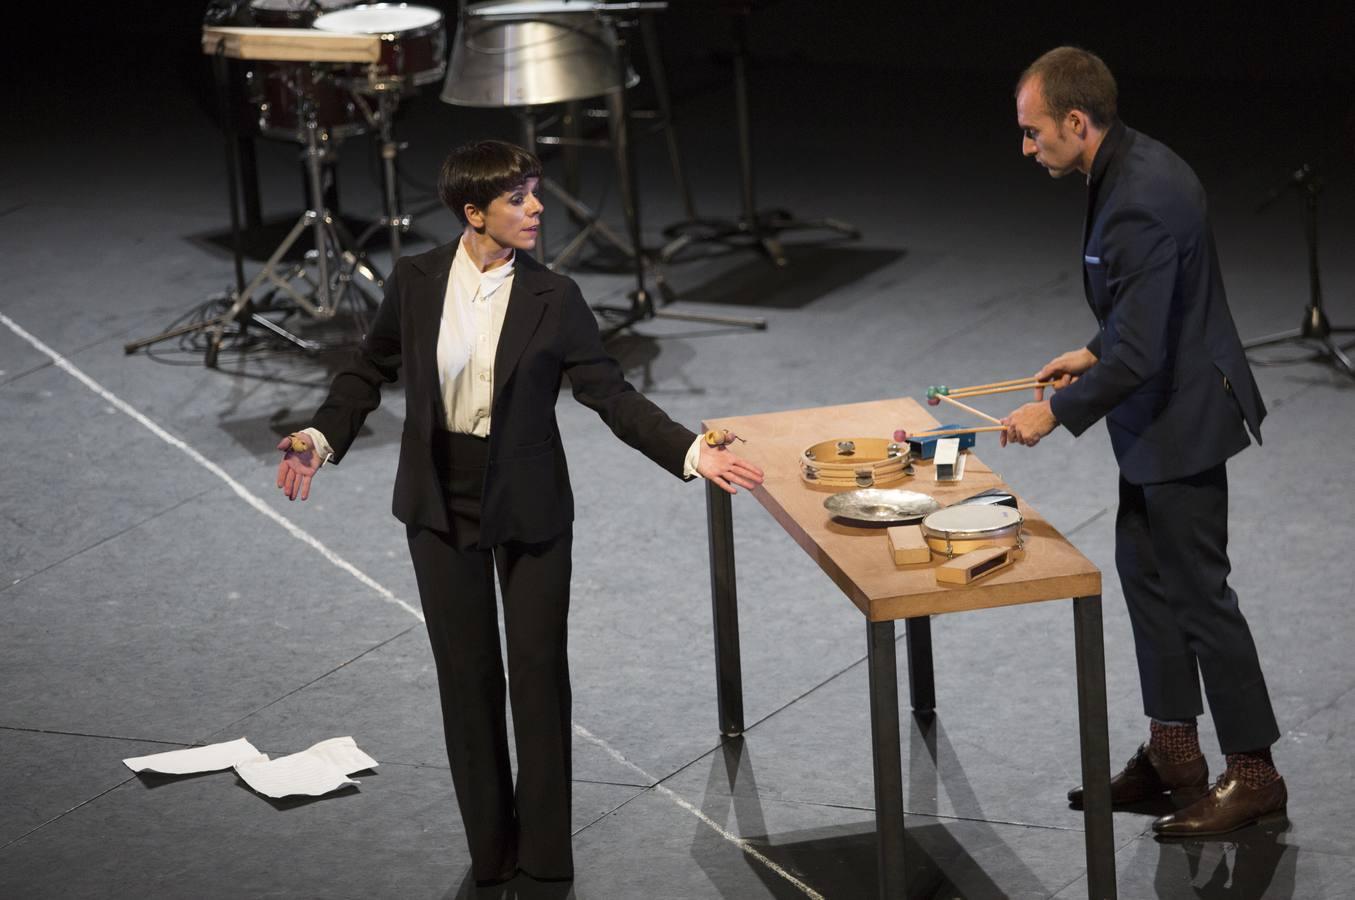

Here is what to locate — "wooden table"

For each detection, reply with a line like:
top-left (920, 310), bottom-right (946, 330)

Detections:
top-left (703, 398), bottom-right (1116, 899)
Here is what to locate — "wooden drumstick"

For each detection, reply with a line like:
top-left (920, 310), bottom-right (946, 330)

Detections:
top-left (952, 375), bottom-right (1044, 394)
top-left (933, 392), bottom-right (1003, 425)
top-left (949, 380), bottom-right (1056, 399)
top-left (897, 425), bottom-right (1008, 441)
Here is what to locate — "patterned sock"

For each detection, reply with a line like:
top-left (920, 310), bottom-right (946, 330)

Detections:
top-left (1226, 748), bottom-right (1281, 788)
top-left (1149, 719), bottom-right (1203, 764)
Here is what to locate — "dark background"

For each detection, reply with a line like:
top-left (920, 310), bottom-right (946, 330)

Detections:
top-left (22, 2), bottom-right (1355, 120)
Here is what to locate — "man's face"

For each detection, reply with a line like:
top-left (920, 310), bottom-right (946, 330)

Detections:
top-left (1016, 78), bottom-right (1082, 178)
top-left (468, 177), bottom-right (543, 250)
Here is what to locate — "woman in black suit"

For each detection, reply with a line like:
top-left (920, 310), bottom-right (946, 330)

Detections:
top-left (274, 140), bottom-right (763, 884)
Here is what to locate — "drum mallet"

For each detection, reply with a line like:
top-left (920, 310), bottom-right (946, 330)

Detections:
top-left (929, 391), bottom-right (1003, 424)
top-left (893, 425), bottom-right (1007, 441)
top-left (703, 429), bottom-right (746, 448)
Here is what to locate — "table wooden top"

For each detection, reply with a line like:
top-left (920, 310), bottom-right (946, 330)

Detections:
top-left (705, 398), bottom-right (1101, 622)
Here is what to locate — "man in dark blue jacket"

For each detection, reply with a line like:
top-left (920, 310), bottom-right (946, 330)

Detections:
top-left (1002, 47), bottom-right (1286, 837)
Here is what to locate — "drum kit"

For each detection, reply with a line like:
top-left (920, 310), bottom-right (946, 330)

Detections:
top-left (128, 0), bottom-right (448, 364)
top-left (131, 0), bottom-right (773, 363)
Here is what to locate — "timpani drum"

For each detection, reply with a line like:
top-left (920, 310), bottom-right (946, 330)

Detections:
top-left (246, 0), bottom-right (369, 142)
top-left (312, 3), bottom-right (448, 92)
top-left (919, 504), bottom-right (1025, 558)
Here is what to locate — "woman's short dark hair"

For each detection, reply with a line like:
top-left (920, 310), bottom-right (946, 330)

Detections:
top-left (437, 140), bottom-right (543, 224)
top-left (1016, 46), bottom-right (1118, 129)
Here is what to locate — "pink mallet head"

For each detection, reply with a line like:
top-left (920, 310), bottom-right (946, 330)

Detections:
top-left (893, 429), bottom-right (909, 442)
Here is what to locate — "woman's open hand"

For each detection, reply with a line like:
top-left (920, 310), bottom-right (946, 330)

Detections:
top-left (276, 432), bottom-right (321, 501)
top-left (697, 442), bottom-right (765, 495)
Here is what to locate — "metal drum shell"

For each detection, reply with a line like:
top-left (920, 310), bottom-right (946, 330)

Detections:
top-left (441, 1), bottom-right (639, 107)
top-left (920, 505), bottom-right (1025, 558)
top-left (248, 64), bottom-right (369, 142)
top-left (246, 0), bottom-right (370, 142)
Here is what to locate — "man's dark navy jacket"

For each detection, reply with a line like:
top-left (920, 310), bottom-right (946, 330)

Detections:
top-left (1050, 121), bottom-right (1266, 484)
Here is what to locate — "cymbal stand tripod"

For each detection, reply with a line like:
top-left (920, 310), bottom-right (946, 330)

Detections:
top-left (522, 107), bottom-right (636, 270)
top-left (586, 5), bottom-right (767, 338)
top-left (659, 1), bottom-right (860, 269)
top-left (1244, 163), bottom-right (1355, 377)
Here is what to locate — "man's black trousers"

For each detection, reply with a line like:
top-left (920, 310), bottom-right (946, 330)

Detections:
top-left (1115, 462), bottom-right (1280, 753)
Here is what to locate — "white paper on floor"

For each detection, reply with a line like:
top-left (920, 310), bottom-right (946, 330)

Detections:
top-left (234, 736), bottom-right (378, 799)
top-left (123, 737), bottom-right (263, 775)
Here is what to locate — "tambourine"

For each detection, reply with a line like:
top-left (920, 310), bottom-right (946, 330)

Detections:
top-left (919, 504), bottom-right (1024, 558)
top-left (800, 437), bottom-right (912, 488)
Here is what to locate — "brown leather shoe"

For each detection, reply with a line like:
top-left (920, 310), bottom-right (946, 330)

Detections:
top-left (1152, 771), bottom-right (1287, 837)
top-left (1068, 743), bottom-right (1208, 809)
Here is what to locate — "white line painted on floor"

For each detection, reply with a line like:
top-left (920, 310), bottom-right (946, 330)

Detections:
top-left (573, 723), bottom-right (825, 899)
top-left (2, 311), bottom-right (822, 899)
top-left (0, 312), bottom-right (422, 623)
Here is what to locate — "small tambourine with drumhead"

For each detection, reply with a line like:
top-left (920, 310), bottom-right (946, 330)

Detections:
top-left (919, 504), bottom-right (1024, 559)
top-left (799, 437), bottom-right (913, 489)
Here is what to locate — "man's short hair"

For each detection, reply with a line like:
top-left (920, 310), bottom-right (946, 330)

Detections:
top-left (438, 140), bottom-right (543, 225)
top-left (1017, 46), bottom-right (1118, 129)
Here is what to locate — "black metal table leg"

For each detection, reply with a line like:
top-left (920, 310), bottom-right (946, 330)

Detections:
top-left (706, 480), bottom-right (745, 737)
top-left (1073, 595), bottom-right (1117, 899)
top-left (867, 619), bottom-right (907, 898)
top-left (905, 615), bottom-right (935, 713)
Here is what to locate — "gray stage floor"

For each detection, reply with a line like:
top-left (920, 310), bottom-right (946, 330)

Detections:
top-left (3, 50), bottom-right (1354, 900)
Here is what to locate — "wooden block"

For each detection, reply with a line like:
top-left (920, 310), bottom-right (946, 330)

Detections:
top-left (935, 545), bottom-right (1015, 585)
top-left (202, 26), bottom-right (383, 63)
top-left (933, 438), bottom-right (966, 482)
top-left (887, 525), bottom-right (932, 565)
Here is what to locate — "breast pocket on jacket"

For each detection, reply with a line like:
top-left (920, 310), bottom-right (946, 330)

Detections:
top-left (1084, 256), bottom-right (1110, 324)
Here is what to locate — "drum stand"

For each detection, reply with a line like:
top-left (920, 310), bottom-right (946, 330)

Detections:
top-left (1244, 163), bottom-right (1355, 378)
top-left (659, 2), bottom-right (860, 269)
top-left (352, 85), bottom-right (412, 260)
top-left (585, 8), bottom-right (768, 339)
top-left (521, 108), bottom-right (635, 271)
top-left (125, 102), bottom-right (380, 367)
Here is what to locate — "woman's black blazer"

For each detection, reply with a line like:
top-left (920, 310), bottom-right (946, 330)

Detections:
top-left (313, 242), bottom-right (696, 547)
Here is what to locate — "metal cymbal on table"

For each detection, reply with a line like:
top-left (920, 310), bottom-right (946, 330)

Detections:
top-left (824, 489), bottom-right (940, 526)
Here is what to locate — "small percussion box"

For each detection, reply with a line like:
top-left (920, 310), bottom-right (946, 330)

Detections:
top-left (933, 438), bottom-right (966, 482)
top-left (907, 425), bottom-right (976, 460)
top-left (935, 546), bottom-right (1015, 585)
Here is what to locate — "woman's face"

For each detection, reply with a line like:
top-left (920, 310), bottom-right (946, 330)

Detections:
top-left (466, 178), bottom-right (543, 251)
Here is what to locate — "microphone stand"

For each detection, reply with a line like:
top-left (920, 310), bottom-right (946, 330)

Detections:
top-left (1244, 163), bottom-right (1355, 377)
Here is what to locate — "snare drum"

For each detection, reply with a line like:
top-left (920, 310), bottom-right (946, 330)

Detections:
top-left (313, 3), bottom-right (448, 92)
top-left (246, 0), bottom-right (369, 142)
top-left (919, 504), bottom-right (1024, 558)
